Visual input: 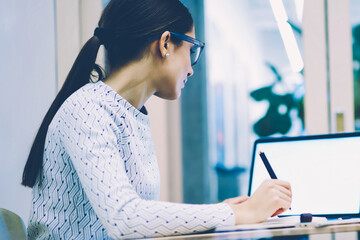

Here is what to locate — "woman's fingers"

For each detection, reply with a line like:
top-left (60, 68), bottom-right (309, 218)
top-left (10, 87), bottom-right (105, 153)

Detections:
top-left (265, 179), bottom-right (292, 204)
top-left (269, 184), bottom-right (292, 217)
top-left (272, 185), bottom-right (292, 203)
top-left (271, 197), bottom-right (292, 217)
top-left (274, 179), bottom-right (291, 189)
top-left (271, 208), bottom-right (286, 217)
top-left (271, 180), bottom-right (292, 196)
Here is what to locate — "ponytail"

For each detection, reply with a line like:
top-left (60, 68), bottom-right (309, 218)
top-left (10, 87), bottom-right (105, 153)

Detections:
top-left (22, 35), bottom-right (103, 188)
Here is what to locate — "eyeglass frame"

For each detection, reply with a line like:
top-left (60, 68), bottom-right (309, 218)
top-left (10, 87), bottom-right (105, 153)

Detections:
top-left (169, 31), bottom-right (205, 66)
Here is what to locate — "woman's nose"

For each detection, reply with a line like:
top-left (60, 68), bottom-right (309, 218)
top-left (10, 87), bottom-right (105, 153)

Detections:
top-left (187, 67), bottom-right (194, 77)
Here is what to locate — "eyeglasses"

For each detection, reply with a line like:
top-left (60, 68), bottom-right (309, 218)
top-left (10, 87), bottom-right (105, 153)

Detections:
top-left (170, 32), bottom-right (205, 66)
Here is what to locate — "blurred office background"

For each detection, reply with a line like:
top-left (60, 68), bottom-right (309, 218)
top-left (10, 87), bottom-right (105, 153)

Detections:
top-left (0, 0), bottom-right (359, 223)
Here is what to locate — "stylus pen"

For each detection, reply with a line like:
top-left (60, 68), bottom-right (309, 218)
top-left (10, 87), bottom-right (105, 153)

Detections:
top-left (259, 151), bottom-right (277, 179)
top-left (259, 151), bottom-right (292, 210)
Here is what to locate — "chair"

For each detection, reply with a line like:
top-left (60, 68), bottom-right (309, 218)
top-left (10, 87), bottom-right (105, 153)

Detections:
top-left (0, 208), bottom-right (26, 240)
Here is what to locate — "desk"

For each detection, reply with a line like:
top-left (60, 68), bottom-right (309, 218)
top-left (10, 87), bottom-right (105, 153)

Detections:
top-left (157, 223), bottom-right (360, 240)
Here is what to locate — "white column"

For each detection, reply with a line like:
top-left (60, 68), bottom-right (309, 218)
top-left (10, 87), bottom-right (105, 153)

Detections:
top-left (166, 100), bottom-right (183, 203)
top-left (303, 0), bottom-right (329, 134)
top-left (327, 0), bottom-right (354, 132)
top-left (79, 0), bottom-right (105, 68)
top-left (79, 0), bottom-right (102, 45)
top-left (56, 0), bottom-right (104, 89)
top-left (147, 98), bottom-right (183, 203)
top-left (303, 0), bottom-right (354, 134)
top-left (55, 0), bottom-right (81, 89)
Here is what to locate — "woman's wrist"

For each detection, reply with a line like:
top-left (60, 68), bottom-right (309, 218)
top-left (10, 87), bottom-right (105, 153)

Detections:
top-left (228, 202), bottom-right (256, 225)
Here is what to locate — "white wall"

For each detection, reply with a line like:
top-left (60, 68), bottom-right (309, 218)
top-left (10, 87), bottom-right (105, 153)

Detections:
top-left (303, 0), bottom-right (354, 134)
top-left (146, 98), bottom-right (183, 203)
top-left (0, 1), bottom-right (57, 222)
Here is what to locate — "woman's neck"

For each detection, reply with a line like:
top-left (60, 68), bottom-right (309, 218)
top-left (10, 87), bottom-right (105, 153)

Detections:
top-left (103, 59), bottom-right (156, 110)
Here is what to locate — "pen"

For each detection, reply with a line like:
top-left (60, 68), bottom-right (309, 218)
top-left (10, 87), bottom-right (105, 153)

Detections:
top-left (259, 151), bottom-right (277, 179)
top-left (259, 151), bottom-right (291, 210)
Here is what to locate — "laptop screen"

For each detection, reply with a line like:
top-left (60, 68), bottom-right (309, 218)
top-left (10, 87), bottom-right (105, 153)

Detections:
top-left (248, 132), bottom-right (360, 218)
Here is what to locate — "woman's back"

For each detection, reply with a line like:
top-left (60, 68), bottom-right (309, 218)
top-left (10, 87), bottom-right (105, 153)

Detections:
top-left (28, 81), bottom-right (159, 239)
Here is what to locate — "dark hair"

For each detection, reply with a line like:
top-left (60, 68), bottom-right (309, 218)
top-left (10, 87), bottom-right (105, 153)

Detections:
top-left (22, 0), bottom-right (194, 187)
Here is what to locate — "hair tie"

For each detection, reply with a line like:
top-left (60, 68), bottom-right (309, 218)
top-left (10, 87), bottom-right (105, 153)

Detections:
top-left (94, 27), bottom-right (108, 45)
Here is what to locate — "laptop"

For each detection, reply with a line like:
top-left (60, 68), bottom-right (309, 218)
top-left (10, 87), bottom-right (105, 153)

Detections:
top-left (248, 132), bottom-right (360, 219)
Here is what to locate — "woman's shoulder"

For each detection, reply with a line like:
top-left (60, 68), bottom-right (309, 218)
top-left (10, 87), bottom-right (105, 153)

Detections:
top-left (60, 81), bottom-right (149, 125)
top-left (72, 81), bottom-right (107, 100)
top-left (64, 81), bottom-right (112, 109)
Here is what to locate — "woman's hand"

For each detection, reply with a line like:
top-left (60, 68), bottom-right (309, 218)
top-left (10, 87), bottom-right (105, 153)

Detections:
top-left (228, 179), bottom-right (292, 225)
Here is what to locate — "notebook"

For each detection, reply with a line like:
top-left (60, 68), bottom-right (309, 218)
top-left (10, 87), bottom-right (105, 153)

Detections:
top-left (248, 132), bottom-right (360, 219)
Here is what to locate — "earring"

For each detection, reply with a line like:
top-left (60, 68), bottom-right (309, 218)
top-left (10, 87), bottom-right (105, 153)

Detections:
top-left (165, 53), bottom-right (170, 58)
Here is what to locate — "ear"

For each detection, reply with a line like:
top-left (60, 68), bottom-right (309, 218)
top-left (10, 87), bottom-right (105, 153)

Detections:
top-left (158, 31), bottom-right (171, 58)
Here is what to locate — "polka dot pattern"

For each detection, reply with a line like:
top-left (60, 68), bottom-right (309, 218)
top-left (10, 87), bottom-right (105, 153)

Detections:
top-left (27, 81), bottom-right (235, 239)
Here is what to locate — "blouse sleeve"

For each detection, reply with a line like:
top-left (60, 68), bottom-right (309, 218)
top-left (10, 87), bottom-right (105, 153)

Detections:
top-left (59, 102), bottom-right (235, 239)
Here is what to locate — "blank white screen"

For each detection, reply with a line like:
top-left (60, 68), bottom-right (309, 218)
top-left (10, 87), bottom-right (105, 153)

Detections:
top-left (250, 136), bottom-right (360, 216)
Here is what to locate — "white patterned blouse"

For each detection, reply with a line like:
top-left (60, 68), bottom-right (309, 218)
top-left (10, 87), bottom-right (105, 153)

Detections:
top-left (27, 81), bottom-right (235, 239)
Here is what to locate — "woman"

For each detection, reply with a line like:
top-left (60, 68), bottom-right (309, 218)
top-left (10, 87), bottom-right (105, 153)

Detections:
top-left (22, 0), bottom-right (292, 239)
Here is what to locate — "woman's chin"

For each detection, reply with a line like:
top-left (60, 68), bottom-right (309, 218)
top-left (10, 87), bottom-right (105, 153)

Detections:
top-left (154, 91), bottom-right (181, 100)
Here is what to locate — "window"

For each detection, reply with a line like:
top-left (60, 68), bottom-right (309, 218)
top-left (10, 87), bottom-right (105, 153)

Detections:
top-left (351, 0), bottom-right (360, 129)
top-left (205, 0), bottom-right (305, 200)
